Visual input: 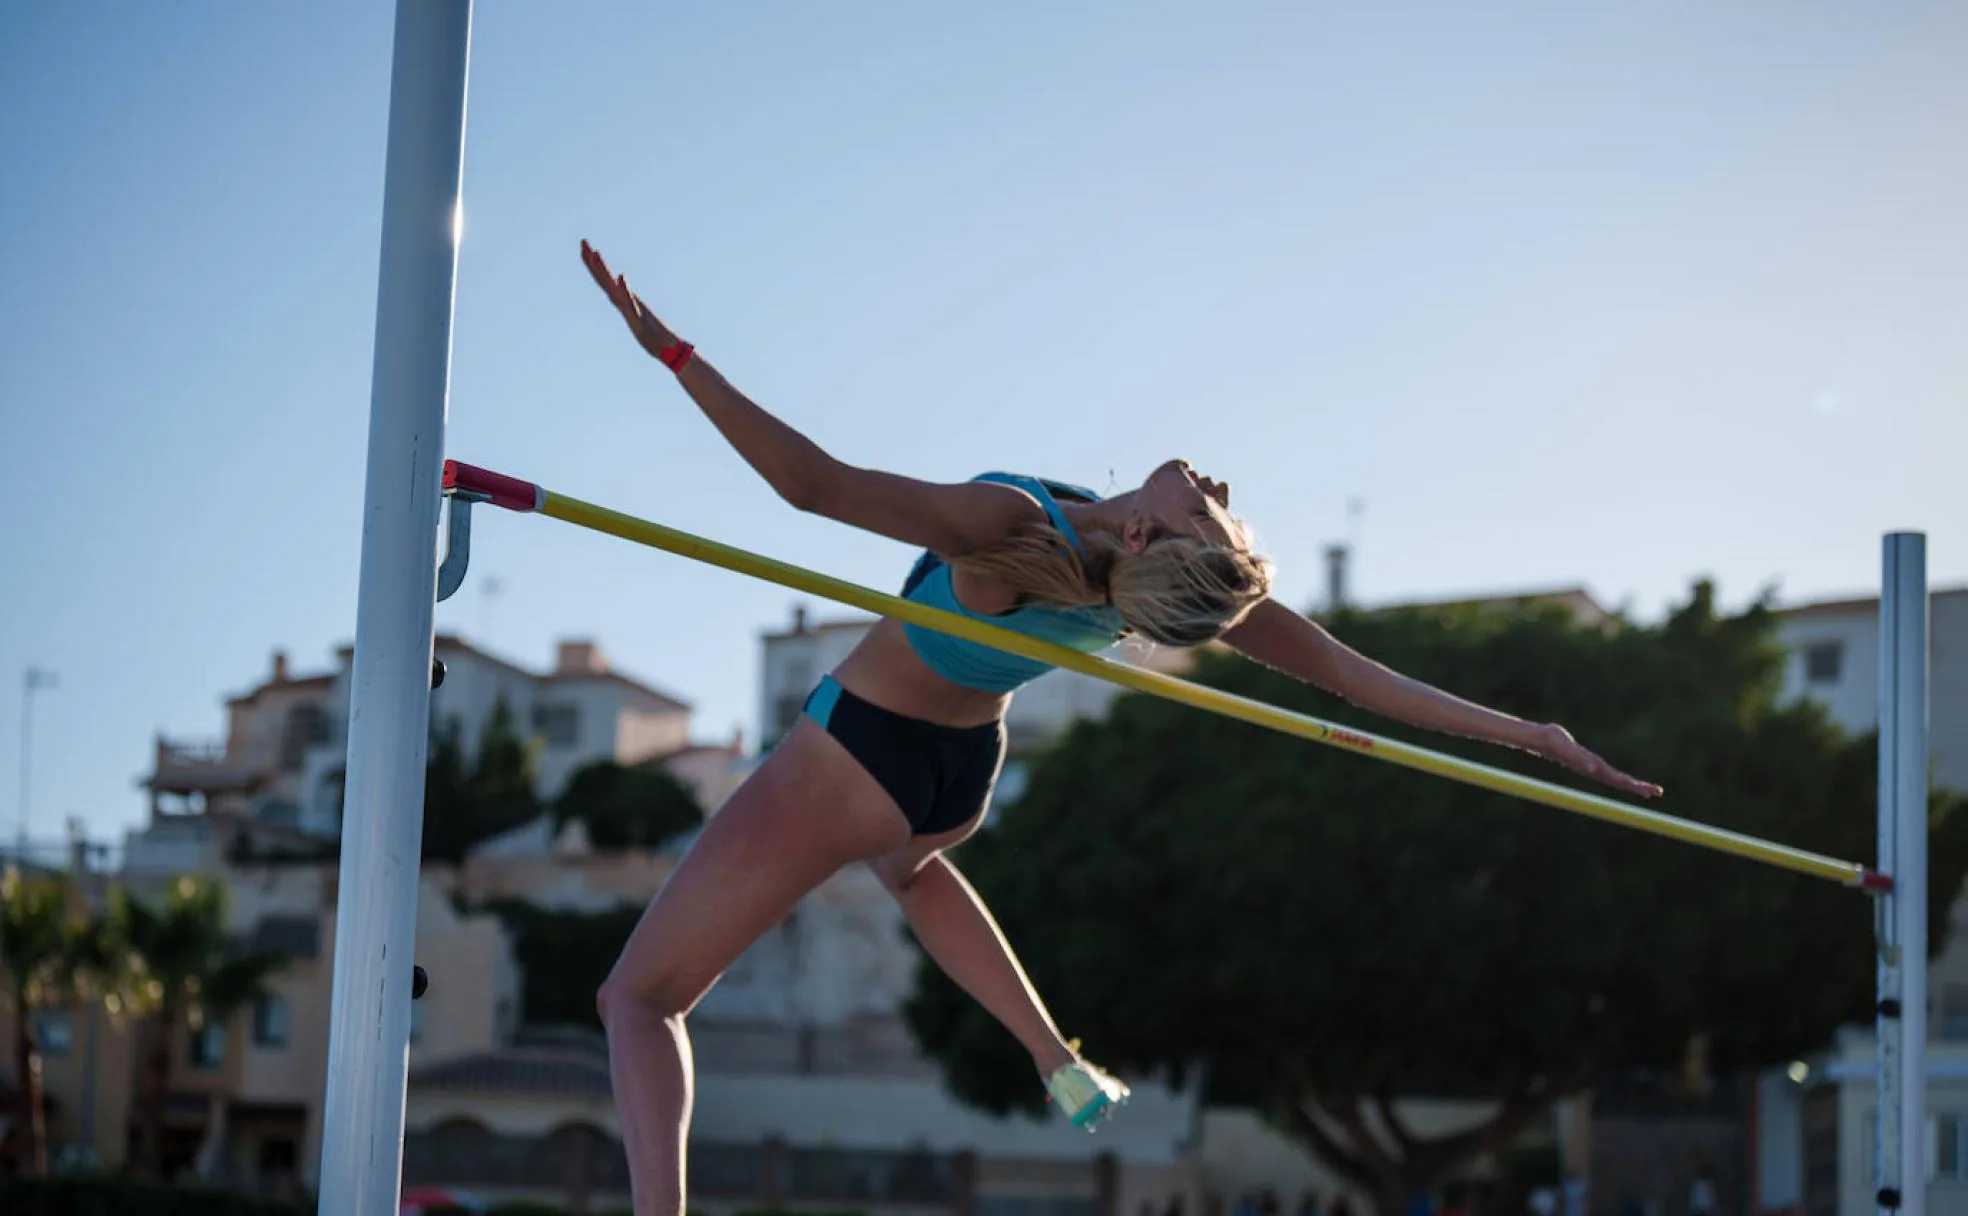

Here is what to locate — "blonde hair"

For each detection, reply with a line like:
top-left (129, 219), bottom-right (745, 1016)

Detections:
top-left (952, 519), bottom-right (1274, 647)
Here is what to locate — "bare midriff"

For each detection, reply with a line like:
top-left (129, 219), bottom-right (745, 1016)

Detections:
top-left (829, 618), bottom-right (1015, 728)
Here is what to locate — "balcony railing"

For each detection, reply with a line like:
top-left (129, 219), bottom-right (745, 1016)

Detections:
top-left (151, 737), bottom-right (265, 793)
top-left (161, 738), bottom-right (230, 764)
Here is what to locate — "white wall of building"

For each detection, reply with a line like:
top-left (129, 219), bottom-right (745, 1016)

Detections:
top-left (429, 645), bottom-right (545, 758)
top-left (1808, 1034), bottom-right (1968, 1215)
top-left (1754, 1070), bottom-right (1806, 1210)
top-left (759, 618), bottom-right (873, 750)
top-left (1774, 589), bottom-right (1968, 792)
top-left (122, 816), bottom-right (219, 877)
top-left (612, 693), bottom-right (694, 765)
top-left (530, 676), bottom-right (625, 797)
top-left (284, 637), bottom-right (700, 827)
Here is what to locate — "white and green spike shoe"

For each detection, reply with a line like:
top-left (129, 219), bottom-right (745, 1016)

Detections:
top-left (1045, 1054), bottom-right (1130, 1130)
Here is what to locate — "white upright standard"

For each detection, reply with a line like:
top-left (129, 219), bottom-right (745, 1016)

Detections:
top-left (1877, 532), bottom-right (1929, 1216)
top-left (318, 2), bottom-right (473, 1211)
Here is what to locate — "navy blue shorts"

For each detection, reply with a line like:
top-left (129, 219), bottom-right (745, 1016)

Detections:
top-left (801, 675), bottom-right (1006, 836)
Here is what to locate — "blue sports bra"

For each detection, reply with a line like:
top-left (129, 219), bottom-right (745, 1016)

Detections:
top-left (899, 473), bottom-right (1127, 694)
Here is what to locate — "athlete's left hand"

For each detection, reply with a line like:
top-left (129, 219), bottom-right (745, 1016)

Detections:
top-left (580, 240), bottom-right (682, 362)
top-left (1522, 722), bottom-right (1664, 798)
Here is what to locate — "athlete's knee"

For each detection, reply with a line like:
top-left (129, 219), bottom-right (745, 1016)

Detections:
top-left (596, 963), bottom-right (690, 1026)
top-left (595, 976), bottom-right (631, 1027)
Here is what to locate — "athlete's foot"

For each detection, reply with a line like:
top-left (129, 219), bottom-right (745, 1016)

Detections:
top-left (1043, 1057), bottom-right (1130, 1131)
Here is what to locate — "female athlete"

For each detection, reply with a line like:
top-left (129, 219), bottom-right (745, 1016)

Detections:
top-left (578, 240), bottom-right (1662, 1216)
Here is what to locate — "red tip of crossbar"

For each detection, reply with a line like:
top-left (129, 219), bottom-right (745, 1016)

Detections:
top-left (443, 460), bottom-right (541, 512)
top-left (1856, 868), bottom-right (1895, 894)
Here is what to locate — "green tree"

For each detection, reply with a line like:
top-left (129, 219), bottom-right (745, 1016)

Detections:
top-left (479, 900), bottom-right (645, 1028)
top-left (1, 868), bottom-right (146, 1177)
top-left (554, 759), bottom-right (704, 852)
top-left (423, 697), bottom-right (543, 863)
top-left (1, 867), bottom-right (74, 1176)
top-left (904, 584), bottom-right (1968, 1213)
top-left (116, 876), bottom-right (288, 1177)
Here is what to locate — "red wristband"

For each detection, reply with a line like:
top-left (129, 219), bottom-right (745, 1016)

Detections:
top-left (657, 339), bottom-right (695, 372)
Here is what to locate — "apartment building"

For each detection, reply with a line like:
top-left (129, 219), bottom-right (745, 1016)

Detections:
top-left (1772, 588), bottom-right (1968, 792)
top-left (1752, 587), bottom-right (1968, 1215)
top-left (2, 630), bottom-right (742, 1189)
top-left (132, 634), bottom-right (743, 875)
top-left (20, 860), bottom-right (519, 1193)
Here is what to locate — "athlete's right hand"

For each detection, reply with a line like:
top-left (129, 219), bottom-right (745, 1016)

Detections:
top-left (581, 239), bottom-right (681, 362)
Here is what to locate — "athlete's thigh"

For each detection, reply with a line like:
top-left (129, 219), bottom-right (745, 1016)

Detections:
top-left (604, 717), bottom-right (912, 1011)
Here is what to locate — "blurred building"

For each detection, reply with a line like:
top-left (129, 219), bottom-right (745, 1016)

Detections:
top-left (1751, 587), bottom-right (1968, 1216)
top-left (13, 629), bottom-right (743, 1193)
top-left (1773, 587), bottom-right (1968, 792)
top-left (18, 858), bottom-right (518, 1194)
top-left (130, 634), bottom-right (745, 875)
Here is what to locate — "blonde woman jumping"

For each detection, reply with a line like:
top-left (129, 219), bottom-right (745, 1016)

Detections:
top-left (579, 240), bottom-right (1663, 1216)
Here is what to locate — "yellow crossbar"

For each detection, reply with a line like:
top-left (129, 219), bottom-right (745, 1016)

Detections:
top-left (444, 462), bottom-right (1886, 891)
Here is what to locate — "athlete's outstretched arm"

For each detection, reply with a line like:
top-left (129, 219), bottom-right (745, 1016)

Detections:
top-left (580, 241), bottom-right (1038, 558)
top-left (1221, 599), bottom-right (1663, 798)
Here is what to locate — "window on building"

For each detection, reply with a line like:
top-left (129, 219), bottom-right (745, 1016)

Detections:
top-left (785, 661), bottom-right (814, 700)
top-left (532, 703), bottom-right (580, 747)
top-left (768, 695), bottom-right (806, 749)
top-left (253, 995), bottom-right (290, 1048)
top-left (1940, 1112), bottom-right (1966, 1181)
top-left (280, 705), bottom-right (331, 773)
top-left (1940, 986), bottom-right (1968, 1041)
top-left (1804, 641), bottom-right (1844, 684)
top-left (189, 1021), bottom-right (226, 1069)
top-left (34, 1011), bottom-right (74, 1058)
top-left (762, 653), bottom-right (819, 751)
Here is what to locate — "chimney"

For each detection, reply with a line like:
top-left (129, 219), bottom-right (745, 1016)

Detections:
top-left (555, 640), bottom-right (607, 676)
top-left (1324, 544), bottom-right (1350, 612)
top-left (272, 650), bottom-right (290, 683)
top-left (792, 605), bottom-right (810, 635)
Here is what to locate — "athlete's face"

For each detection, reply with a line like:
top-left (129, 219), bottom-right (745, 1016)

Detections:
top-left (1124, 459), bottom-right (1239, 553)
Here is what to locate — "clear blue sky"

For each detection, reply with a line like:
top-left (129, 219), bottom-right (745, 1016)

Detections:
top-left (3, 2), bottom-right (1964, 851)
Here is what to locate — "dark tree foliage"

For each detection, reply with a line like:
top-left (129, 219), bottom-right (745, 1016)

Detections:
top-left (422, 698), bottom-right (543, 864)
top-left (555, 759), bottom-right (704, 852)
top-left (905, 583), bottom-right (1968, 1211)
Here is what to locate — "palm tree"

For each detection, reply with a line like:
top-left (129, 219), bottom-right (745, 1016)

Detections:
top-left (0, 866), bottom-right (70, 1175)
top-left (0, 865), bottom-right (127, 1176)
top-left (114, 875), bottom-right (287, 1178)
